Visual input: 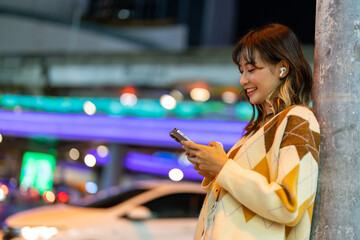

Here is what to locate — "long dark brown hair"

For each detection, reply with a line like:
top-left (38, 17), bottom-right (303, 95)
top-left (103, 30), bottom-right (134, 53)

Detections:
top-left (232, 23), bottom-right (313, 135)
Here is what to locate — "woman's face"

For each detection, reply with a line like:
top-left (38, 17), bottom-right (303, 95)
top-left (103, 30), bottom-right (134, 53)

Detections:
top-left (239, 51), bottom-right (282, 108)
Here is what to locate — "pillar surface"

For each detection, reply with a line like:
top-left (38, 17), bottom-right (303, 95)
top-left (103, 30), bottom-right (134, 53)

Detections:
top-left (312, 0), bottom-right (360, 239)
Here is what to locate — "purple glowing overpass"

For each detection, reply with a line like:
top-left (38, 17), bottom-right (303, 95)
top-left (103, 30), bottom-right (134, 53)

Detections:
top-left (0, 110), bottom-right (247, 149)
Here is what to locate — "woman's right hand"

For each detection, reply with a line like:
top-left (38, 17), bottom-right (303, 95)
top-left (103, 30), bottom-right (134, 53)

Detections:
top-left (193, 163), bottom-right (216, 179)
top-left (182, 141), bottom-right (228, 174)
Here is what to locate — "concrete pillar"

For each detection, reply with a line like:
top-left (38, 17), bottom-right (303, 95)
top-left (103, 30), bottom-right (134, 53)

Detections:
top-left (100, 144), bottom-right (125, 189)
top-left (312, 0), bottom-right (360, 239)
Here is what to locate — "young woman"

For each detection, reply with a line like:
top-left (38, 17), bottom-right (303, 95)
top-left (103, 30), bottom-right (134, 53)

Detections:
top-left (181, 23), bottom-right (320, 240)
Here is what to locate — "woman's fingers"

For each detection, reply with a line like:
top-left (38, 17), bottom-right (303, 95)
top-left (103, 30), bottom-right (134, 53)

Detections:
top-left (184, 149), bottom-right (198, 158)
top-left (181, 140), bottom-right (201, 150)
top-left (182, 141), bottom-right (226, 173)
top-left (193, 163), bottom-right (200, 170)
top-left (187, 155), bottom-right (198, 164)
top-left (182, 145), bottom-right (199, 158)
top-left (182, 141), bottom-right (208, 158)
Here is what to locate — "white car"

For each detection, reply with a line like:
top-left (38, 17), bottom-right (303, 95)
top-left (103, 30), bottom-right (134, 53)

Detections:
top-left (2, 180), bottom-right (206, 240)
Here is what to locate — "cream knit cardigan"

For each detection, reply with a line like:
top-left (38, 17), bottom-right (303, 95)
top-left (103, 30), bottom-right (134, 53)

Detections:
top-left (194, 105), bottom-right (320, 240)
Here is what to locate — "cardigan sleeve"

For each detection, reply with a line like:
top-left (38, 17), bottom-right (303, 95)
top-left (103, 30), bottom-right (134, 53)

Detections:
top-left (215, 108), bottom-right (320, 226)
top-left (201, 176), bottom-right (215, 192)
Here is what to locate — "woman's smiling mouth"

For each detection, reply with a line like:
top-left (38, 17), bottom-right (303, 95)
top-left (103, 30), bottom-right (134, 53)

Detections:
top-left (246, 87), bottom-right (257, 96)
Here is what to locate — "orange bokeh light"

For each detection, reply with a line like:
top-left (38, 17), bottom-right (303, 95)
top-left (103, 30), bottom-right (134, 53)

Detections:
top-left (0, 184), bottom-right (9, 195)
top-left (122, 86), bottom-right (136, 94)
top-left (43, 191), bottom-right (56, 203)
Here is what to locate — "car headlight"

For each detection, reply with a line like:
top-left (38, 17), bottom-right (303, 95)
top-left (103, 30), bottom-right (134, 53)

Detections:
top-left (20, 226), bottom-right (59, 240)
top-left (2, 224), bottom-right (59, 240)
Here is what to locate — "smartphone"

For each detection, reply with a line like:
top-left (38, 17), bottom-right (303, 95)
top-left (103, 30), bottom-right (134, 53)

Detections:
top-left (170, 128), bottom-right (192, 143)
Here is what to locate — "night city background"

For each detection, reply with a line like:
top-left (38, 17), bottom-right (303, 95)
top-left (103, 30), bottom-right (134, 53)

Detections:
top-left (0, 0), bottom-right (317, 239)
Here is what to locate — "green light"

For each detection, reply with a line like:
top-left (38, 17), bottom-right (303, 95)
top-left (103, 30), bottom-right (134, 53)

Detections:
top-left (19, 152), bottom-right (56, 195)
top-left (172, 101), bottom-right (202, 118)
top-left (236, 102), bottom-right (254, 121)
top-left (0, 94), bottom-right (254, 120)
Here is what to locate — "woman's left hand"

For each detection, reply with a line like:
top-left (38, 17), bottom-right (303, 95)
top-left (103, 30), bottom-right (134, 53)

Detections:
top-left (181, 141), bottom-right (229, 174)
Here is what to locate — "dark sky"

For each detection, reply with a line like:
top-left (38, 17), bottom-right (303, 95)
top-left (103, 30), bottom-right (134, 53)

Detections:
top-left (233, 0), bottom-right (316, 44)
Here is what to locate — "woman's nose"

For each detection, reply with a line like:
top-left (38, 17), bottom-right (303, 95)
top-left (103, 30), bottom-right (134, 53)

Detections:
top-left (240, 74), bottom-right (248, 86)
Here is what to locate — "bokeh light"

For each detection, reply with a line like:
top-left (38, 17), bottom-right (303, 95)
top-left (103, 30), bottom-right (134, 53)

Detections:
top-left (69, 148), bottom-right (80, 160)
top-left (38, 226), bottom-right (58, 240)
top-left (21, 226), bottom-right (58, 240)
top-left (160, 94), bottom-right (177, 110)
top-left (43, 191), bottom-right (56, 203)
top-left (1, 184), bottom-right (9, 195)
top-left (96, 145), bottom-right (109, 158)
top-left (118, 9), bottom-right (131, 19)
top-left (57, 191), bottom-right (69, 203)
top-left (85, 182), bottom-right (98, 194)
top-left (170, 90), bottom-right (184, 101)
top-left (84, 154), bottom-right (96, 167)
top-left (190, 88), bottom-right (210, 102)
top-left (83, 101), bottom-right (96, 115)
top-left (221, 91), bottom-right (238, 104)
top-left (0, 134), bottom-right (3, 143)
top-left (120, 93), bottom-right (137, 107)
top-left (0, 189), bottom-right (5, 201)
top-left (21, 226), bottom-right (39, 240)
top-left (168, 168), bottom-right (184, 181)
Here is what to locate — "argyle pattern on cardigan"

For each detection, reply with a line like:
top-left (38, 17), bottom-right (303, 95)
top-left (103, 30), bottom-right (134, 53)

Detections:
top-left (194, 105), bottom-right (320, 240)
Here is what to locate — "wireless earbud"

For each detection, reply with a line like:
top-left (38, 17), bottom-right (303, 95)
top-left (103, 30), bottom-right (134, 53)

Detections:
top-left (280, 67), bottom-right (286, 77)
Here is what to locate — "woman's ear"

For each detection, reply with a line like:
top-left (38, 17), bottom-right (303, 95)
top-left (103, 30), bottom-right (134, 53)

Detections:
top-left (278, 60), bottom-right (290, 79)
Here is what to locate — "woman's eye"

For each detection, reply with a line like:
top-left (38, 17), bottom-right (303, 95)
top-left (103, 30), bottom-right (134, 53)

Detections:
top-left (248, 68), bottom-right (255, 73)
